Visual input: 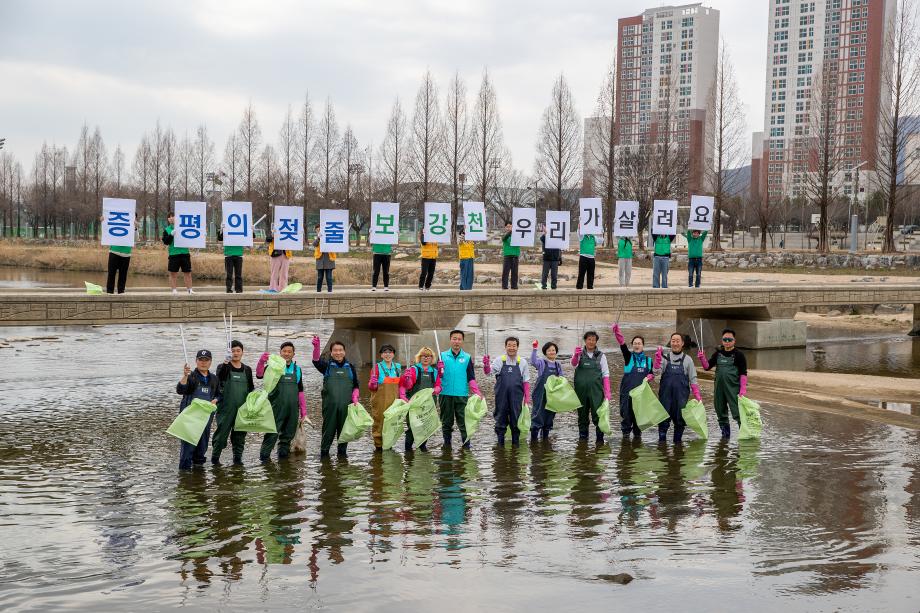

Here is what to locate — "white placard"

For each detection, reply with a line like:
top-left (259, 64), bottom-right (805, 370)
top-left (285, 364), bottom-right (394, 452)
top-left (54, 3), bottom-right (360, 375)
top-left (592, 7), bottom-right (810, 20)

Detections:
top-left (273, 205), bottom-right (304, 251)
top-left (544, 210), bottom-right (571, 249)
top-left (510, 207), bottom-right (537, 247)
top-left (652, 200), bottom-right (678, 236)
top-left (462, 201), bottom-right (487, 241)
top-left (221, 201), bottom-right (253, 247)
top-left (173, 201), bottom-right (207, 249)
top-left (687, 195), bottom-right (714, 231)
top-left (423, 202), bottom-right (452, 244)
top-left (613, 201), bottom-right (640, 237)
top-left (370, 202), bottom-right (400, 245)
top-left (101, 198), bottom-right (136, 247)
top-left (319, 209), bottom-right (350, 253)
top-left (579, 197), bottom-right (603, 236)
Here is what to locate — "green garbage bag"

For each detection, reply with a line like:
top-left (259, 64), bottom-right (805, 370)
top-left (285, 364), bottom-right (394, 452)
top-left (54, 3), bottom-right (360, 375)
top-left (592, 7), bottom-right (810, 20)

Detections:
top-left (463, 394), bottom-right (488, 444)
top-left (339, 402), bottom-right (374, 443)
top-left (681, 399), bottom-right (709, 439)
top-left (518, 402), bottom-right (532, 432)
top-left (382, 399), bottom-right (410, 450)
top-left (167, 398), bottom-right (217, 445)
top-left (738, 395), bottom-right (763, 440)
top-left (85, 281), bottom-right (103, 295)
top-left (407, 388), bottom-right (440, 448)
top-left (629, 380), bottom-right (669, 431)
top-left (234, 389), bottom-right (277, 433)
top-left (281, 282), bottom-right (303, 293)
top-left (544, 375), bottom-right (581, 413)
top-left (737, 439), bottom-right (761, 480)
top-left (262, 354), bottom-right (286, 394)
top-left (596, 400), bottom-right (611, 434)
top-left (679, 439), bottom-right (709, 481)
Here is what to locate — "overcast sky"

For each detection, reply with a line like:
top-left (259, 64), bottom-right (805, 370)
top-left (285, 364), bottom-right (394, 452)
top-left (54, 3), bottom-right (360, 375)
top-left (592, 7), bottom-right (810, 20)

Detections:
top-left (0, 0), bottom-right (768, 174)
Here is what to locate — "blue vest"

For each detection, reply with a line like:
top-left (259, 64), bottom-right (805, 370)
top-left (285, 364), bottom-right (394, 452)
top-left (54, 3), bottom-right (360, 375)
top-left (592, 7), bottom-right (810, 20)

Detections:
top-left (440, 349), bottom-right (471, 397)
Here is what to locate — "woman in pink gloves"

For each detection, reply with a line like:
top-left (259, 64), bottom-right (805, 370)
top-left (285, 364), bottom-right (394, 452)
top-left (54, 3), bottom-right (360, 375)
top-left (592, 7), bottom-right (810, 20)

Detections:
top-left (256, 341), bottom-right (307, 462)
top-left (311, 335), bottom-right (360, 458)
top-left (398, 346), bottom-right (441, 452)
top-left (652, 333), bottom-right (702, 444)
top-left (483, 336), bottom-right (530, 447)
top-left (697, 328), bottom-right (748, 439)
top-left (612, 323), bottom-right (654, 441)
top-left (571, 330), bottom-right (611, 444)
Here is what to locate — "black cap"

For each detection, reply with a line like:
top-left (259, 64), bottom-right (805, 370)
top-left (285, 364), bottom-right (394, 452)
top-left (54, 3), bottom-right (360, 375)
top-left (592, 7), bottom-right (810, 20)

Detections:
top-left (196, 349), bottom-right (212, 360)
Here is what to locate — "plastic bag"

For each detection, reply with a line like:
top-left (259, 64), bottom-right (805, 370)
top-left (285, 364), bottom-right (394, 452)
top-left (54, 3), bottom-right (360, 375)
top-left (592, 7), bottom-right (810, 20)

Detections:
top-left (407, 388), bottom-right (440, 448)
top-left (463, 395), bottom-right (488, 444)
top-left (681, 399), bottom-right (709, 439)
top-left (84, 281), bottom-right (103, 295)
top-left (382, 399), bottom-right (410, 450)
top-left (281, 282), bottom-right (303, 293)
top-left (339, 402), bottom-right (374, 443)
top-left (596, 400), bottom-right (611, 434)
top-left (518, 402), bottom-right (532, 432)
top-left (738, 395), bottom-right (763, 439)
top-left (261, 354), bottom-right (286, 394)
top-left (167, 398), bottom-right (217, 445)
top-left (291, 418), bottom-right (308, 453)
top-left (544, 375), bottom-right (581, 413)
top-left (629, 380), bottom-right (669, 431)
top-left (234, 389), bottom-right (278, 433)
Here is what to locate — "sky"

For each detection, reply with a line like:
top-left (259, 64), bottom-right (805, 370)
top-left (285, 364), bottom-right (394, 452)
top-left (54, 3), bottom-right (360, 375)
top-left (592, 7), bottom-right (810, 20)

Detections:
top-left (0, 0), bottom-right (768, 174)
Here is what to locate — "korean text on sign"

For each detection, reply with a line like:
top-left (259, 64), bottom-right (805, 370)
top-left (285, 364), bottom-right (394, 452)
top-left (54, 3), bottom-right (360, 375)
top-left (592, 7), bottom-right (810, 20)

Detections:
top-left (101, 198), bottom-right (136, 247)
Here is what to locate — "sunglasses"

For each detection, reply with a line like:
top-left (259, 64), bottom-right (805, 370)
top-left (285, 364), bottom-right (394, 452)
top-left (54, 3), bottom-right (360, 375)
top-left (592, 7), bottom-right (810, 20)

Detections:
top-left (722, 337), bottom-right (735, 342)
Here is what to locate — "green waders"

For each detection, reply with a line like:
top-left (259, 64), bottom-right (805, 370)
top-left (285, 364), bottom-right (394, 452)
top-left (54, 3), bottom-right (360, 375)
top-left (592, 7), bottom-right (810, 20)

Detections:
top-left (439, 395), bottom-right (468, 446)
top-left (574, 351), bottom-right (604, 439)
top-left (713, 353), bottom-right (741, 427)
top-left (321, 362), bottom-right (354, 456)
top-left (260, 368), bottom-right (299, 460)
top-left (212, 369), bottom-right (248, 463)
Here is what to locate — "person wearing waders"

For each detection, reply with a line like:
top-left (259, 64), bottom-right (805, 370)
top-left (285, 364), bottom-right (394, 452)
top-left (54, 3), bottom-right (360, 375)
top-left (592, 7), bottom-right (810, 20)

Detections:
top-left (483, 337), bottom-right (530, 447)
top-left (313, 336), bottom-right (360, 458)
top-left (529, 340), bottom-right (563, 442)
top-left (398, 346), bottom-right (442, 452)
top-left (256, 341), bottom-right (306, 462)
top-left (175, 350), bottom-right (218, 470)
top-left (571, 330), bottom-right (611, 444)
top-left (212, 340), bottom-right (254, 465)
top-left (437, 330), bottom-right (483, 448)
top-left (612, 324), bottom-right (654, 440)
top-left (653, 332), bottom-right (702, 443)
top-left (368, 344), bottom-right (401, 451)
top-left (698, 328), bottom-right (748, 439)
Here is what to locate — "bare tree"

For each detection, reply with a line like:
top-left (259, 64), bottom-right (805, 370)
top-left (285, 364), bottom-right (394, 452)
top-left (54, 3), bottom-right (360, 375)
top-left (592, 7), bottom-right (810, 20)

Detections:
top-left (259, 144), bottom-right (278, 209)
top-left (72, 123), bottom-right (92, 236)
top-left (877, 0), bottom-right (920, 252)
top-left (150, 122), bottom-right (165, 233)
top-left (411, 70), bottom-right (442, 211)
top-left (803, 63), bottom-right (843, 253)
top-left (586, 57), bottom-right (618, 245)
top-left (111, 144), bottom-right (125, 195)
top-left (492, 157), bottom-right (530, 223)
top-left (191, 125), bottom-right (214, 201)
top-left (160, 127), bottom-right (179, 221)
top-left (178, 132), bottom-right (193, 201)
top-left (380, 97), bottom-right (409, 203)
top-left (133, 135), bottom-right (153, 239)
top-left (471, 69), bottom-right (505, 207)
top-left (535, 73), bottom-right (582, 212)
top-left (237, 103), bottom-right (262, 200)
top-left (442, 71), bottom-right (471, 241)
top-left (314, 98), bottom-right (340, 203)
top-left (89, 127), bottom-right (107, 238)
top-left (750, 192), bottom-right (780, 252)
top-left (223, 133), bottom-right (241, 199)
top-left (298, 93), bottom-right (315, 208)
top-left (706, 41), bottom-right (747, 250)
top-left (278, 105), bottom-right (297, 204)
top-left (338, 126), bottom-right (368, 242)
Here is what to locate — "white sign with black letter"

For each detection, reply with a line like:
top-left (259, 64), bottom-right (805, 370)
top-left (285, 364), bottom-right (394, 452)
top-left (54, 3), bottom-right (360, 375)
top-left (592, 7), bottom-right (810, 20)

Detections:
top-left (579, 198), bottom-right (603, 236)
top-left (511, 207), bottom-right (537, 247)
top-left (652, 200), bottom-right (678, 236)
top-left (544, 210), bottom-right (571, 249)
top-left (687, 195), bottom-right (714, 231)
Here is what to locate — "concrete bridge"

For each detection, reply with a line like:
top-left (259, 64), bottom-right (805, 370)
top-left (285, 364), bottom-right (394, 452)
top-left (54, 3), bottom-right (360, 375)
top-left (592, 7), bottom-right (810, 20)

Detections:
top-left (1, 284), bottom-right (918, 361)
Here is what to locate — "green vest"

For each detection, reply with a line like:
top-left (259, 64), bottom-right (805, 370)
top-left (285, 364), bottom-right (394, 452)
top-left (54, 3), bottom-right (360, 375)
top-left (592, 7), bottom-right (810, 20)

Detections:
top-left (166, 225), bottom-right (189, 256)
top-left (372, 243), bottom-right (393, 255)
top-left (502, 234), bottom-right (520, 257)
top-left (685, 230), bottom-right (707, 258)
top-left (654, 235), bottom-right (672, 257)
top-left (580, 235), bottom-right (596, 257)
top-left (110, 245), bottom-right (132, 255)
top-left (223, 245), bottom-right (244, 257)
top-left (617, 238), bottom-right (633, 259)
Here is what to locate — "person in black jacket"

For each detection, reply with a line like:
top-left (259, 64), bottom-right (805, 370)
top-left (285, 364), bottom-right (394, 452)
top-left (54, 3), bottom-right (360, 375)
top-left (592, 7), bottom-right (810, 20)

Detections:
top-left (175, 350), bottom-right (218, 469)
top-left (540, 231), bottom-right (561, 290)
top-left (212, 340), bottom-right (255, 465)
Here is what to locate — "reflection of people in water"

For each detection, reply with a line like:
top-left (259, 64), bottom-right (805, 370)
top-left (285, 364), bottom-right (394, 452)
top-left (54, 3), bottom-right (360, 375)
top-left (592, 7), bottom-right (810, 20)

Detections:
top-left (310, 460), bottom-right (359, 582)
top-left (650, 442), bottom-right (693, 532)
top-left (433, 449), bottom-right (469, 551)
top-left (615, 438), bottom-right (644, 524)
top-left (171, 471), bottom-right (215, 586)
top-left (366, 451), bottom-right (405, 559)
top-left (568, 443), bottom-right (610, 536)
top-left (252, 461), bottom-right (305, 565)
top-left (489, 446), bottom-right (526, 544)
top-left (710, 440), bottom-right (746, 532)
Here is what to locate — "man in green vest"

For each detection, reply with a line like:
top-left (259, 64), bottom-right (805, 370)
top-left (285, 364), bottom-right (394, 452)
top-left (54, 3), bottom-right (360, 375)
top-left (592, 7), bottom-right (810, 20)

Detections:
top-left (685, 229), bottom-right (707, 288)
top-left (212, 340), bottom-right (254, 465)
top-left (371, 241), bottom-right (392, 291)
top-left (501, 222), bottom-right (520, 290)
top-left (164, 214), bottom-right (194, 295)
top-left (217, 224), bottom-right (245, 293)
top-left (651, 233), bottom-right (674, 289)
top-left (576, 233), bottom-right (597, 289)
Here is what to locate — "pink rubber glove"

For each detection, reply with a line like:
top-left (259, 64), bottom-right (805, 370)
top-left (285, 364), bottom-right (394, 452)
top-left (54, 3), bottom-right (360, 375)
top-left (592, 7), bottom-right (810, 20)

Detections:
top-left (256, 352), bottom-right (269, 377)
top-left (523, 382), bottom-right (531, 405)
top-left (368, 365), bottom-right (379, 391)
top-left (602, 377), bottom-right (611, 401)
top-left (697, 350), bottom-right (709, 370)
top-left (532, 340), bottom-right (539, 350)
top-left (468, 379), bottom-right (482, 398)
top-left (739, 375), bottom-right (748, 397)
top-left (298, 391), bottom-right (307, 418)
top-left (351, 388), bottom-right (360, 404)
top-left (653, 346), bottom-right (663, 370)
top-left (690, 383), bottom-right (702, 402)
top-left (433, 384), bottom-right (442, 395)
top-left (436, 360), bottom-right (445, 376)
top-left (399, 388), bottom-right (408, 401)
top-left (645, 373), bottom-right (654, 383)
top-left (571, 346), bottom-right (582, 367)
top-left (612, 323), bottom-right (625, 346)
top-left (311, 335), bottom-right (321, 361)
top-left (482, 354), bottom-right (491, 374)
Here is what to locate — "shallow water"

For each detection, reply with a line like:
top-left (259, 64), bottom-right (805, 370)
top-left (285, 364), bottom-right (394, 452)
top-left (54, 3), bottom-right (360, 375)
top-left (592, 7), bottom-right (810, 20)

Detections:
top-left (1, 317), bottom-right (919, 611)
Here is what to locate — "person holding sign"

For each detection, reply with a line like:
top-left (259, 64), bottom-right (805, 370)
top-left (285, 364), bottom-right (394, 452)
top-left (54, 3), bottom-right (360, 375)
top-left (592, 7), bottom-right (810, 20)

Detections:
top-left (614, 201), bottom-right (639, 287)
top-left (617, 237), bottom-right (634, 287)
top-left (256, 341), bottom-right (306, 462)
top-left (698, 329), bottom-right (748, 439)
top-left (501, 222), bottom-right (520, 290)
top-left (314, 223), bottom-right (336, 293)
top-left (458, 230), bottom-right (476, 291)
top-left (483, 336), bottom-right (530, 447)
top-left (418, 228), bottom-right (438, 290)
top-left (651, 233), bottom-right (674, 288)
top-left (576, 233), bottom-right (597, 290)
top-left (217, 226), bottom-right (245, 293)
top-left (175, 349), bottom-right (218, 470)
top-left (264, 229), bottom-right (293, 293)
top-left (685, 229), bottom-right (707, 288)
top-left (101, 198), bottom-right (137, 294)
top-left (164, 213), bottom-right (194, 295)
top-left (652, 332), bottom-right (702, 444)
top-left (529, 340), bottom-right (564, 442)
top-left (398, 346), bottom-right (441, 451)
top-left (540, 230), bottom-right (561, 290)
top-left (104, 222), bottom-right (138, 294)
top-left (368, 344), bottom-right (402, 450)
top-left (370, 202), bottom-right (399, 292)
top-left (571, 330), bottom-right (611, 444)
top-left (371, 241), bottom-right (392, 291)
top-left (312, 336), bottom-right (360, 458)
top-left (437, 330), bottom-right (483, 448)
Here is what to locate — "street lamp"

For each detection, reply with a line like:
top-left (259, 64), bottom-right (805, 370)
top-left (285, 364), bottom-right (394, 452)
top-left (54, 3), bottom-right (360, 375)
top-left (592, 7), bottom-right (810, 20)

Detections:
top-left (847, 160), bottom-right (868, 252)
